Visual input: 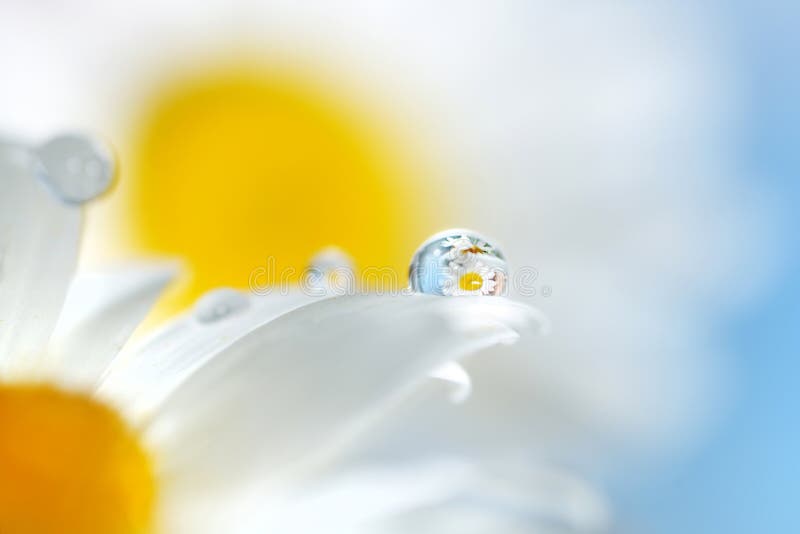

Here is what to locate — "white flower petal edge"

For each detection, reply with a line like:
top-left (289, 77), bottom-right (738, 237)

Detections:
top-left (144, 294), bottom-right (544, 494)
top-left (256, 461), bottom-right (492, 534)
top-left (46, 264), bottom-right (177, 386)
top-left (0, 140), bottom-right (81, 377)
top-left (240, 460), bottom-right (609, 534)
top-left (361, 462), bottom-right (610, 534)
top-left (162, 460), bottom-right (475, 534)
top-left (99, 291), bottom-right (320, 420)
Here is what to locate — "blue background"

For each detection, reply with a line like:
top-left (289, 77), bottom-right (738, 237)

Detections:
top-left (627, 3), bottom-right (799, 532)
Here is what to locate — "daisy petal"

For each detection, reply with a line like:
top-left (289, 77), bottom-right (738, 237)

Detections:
top-left (364, 462), bottom-right (610, 534)
top-left (256, 461), bottom-right (478, 534)
top-left (160, 461), bottom-right (472, 534)
top-left (0, 141), bottom-right (81, 375)
top-left (99, 292), bottom-right (319, 419)
top-left (147, 294), bottom-right (543, 490)
top-left (48, 263), bottom-right (177, 386)
top-left (235, 460), bottom-right (608, 534)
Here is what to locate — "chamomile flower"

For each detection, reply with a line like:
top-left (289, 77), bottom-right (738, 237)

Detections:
top-left (0, 136), bottom-right (544, 534)
top-left (443, 260), bottom-right (499, 297)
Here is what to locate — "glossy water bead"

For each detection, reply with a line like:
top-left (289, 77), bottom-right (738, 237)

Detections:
top-left (409, 229), bottom-right (508, 296)
top-left (35, 134), bottom-right (115, 204)
top-left (304, 247), bottom-right (356, 295)
top-left (194, 287), bottom-right (250, 323)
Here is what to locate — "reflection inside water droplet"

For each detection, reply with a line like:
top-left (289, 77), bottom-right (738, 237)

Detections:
top-left (304, 247), bottom-right (356, 296)
top-left (194, 288), bottom-right (250, 323)
top-left (409, 229), bottom-right (508, 296)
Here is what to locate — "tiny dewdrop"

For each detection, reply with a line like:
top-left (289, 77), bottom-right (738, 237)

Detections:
top-left (193, 287), bottom-right (251, 324)
top-left (409, 229), bottom-right (508, 297)
top-left (33, 134), bottom-right (116, 204)
top-left (302, 246), bottom-right (356, 297)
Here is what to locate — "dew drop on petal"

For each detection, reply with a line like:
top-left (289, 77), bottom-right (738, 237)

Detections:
top-left (194, 287), bottom-right (250, 323)
top-left (409, 228), bottom-right (508, 296)
top-left (304, 246), bottom-right (356, 295)
top-left (34, 133), bottom-right (115, 204)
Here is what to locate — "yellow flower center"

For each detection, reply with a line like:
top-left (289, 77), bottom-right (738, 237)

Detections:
top-left (0, 384), bottom-right (156, 534)
top-left (99, 65), bottom-right (444, 317)
top-left (458, 271), bottom-right (484, 292)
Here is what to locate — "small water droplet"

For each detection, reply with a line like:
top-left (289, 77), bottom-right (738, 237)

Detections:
top-left (304, 247), bottom-right (355, 295)
top-left (66, 156), bottom-right (82, 175)
top-left (34, 133), bottom-right (115, 204)
top-left (194, 288), bottom-right (250, 323)
top-left (409, 229), bottom-right (508, 296)
top-left (84, 159), bottom-right (102, 179)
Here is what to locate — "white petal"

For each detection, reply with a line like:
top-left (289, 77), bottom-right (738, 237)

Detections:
top-left (147, 294), bottom-right (543, 492)
top-left (256, 461), bottom-right (477, 534)
top-left (213, 460), bottom-right (608, 534)
top-left (47, 263), bottom-right (176, 386)
top-left (157, 462), bottom-right (469, 534)
top-left (99, 291), bottom-right (318, 419)
top-left (333, 275), bottom-right (714, 471)
top-left (0, 140), bottom-right (80, 375)
top-left (363, 462), bottom-right (610, 534)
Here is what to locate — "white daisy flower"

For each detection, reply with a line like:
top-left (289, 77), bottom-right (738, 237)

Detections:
top-left (0, 137), bottom-right (548, 533)
top-left (443, 259), bottom-right (499, 297)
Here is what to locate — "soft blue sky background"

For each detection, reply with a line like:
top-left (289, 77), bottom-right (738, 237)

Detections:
top-left (626, 2), bottom-right (799, 532)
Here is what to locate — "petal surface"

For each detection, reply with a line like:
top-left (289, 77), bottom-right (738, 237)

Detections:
top-left (99, 291), bottom-right (318, 419)
top-left (147, 294), bottom-right (543, 492)
top-left (167, 460), bottom-right (608, 534)
top-left (0, 141), bottom-right (80, 376)
top-left (361, 462), bottom-right (610, 534)
top-left (48, 264), bottom-right (176, 386)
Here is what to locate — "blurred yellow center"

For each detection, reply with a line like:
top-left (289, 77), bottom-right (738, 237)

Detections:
top-left (459, 271), bottom-right (484, 292)
top-left (125, 67), bottom-right (434, 315)
top-left (0, 385), bottom-right (155, 534)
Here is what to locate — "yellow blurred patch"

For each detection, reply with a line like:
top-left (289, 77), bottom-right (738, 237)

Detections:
top-left (118, 65), bottom-right (437, 318)
top-left (0, 384), bottom-right (155, 534)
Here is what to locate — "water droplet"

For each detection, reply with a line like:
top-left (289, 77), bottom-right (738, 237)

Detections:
top-left (66, 156), bottom-right (82, 175)
top-left (409, 229), bottom-right (508, 296)
top-left (304, 247), bottom-right (356, 295)
top-left (194, 288), bottom-right (250, 323)
top-left (34, 133), bottom-right (115, 204)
